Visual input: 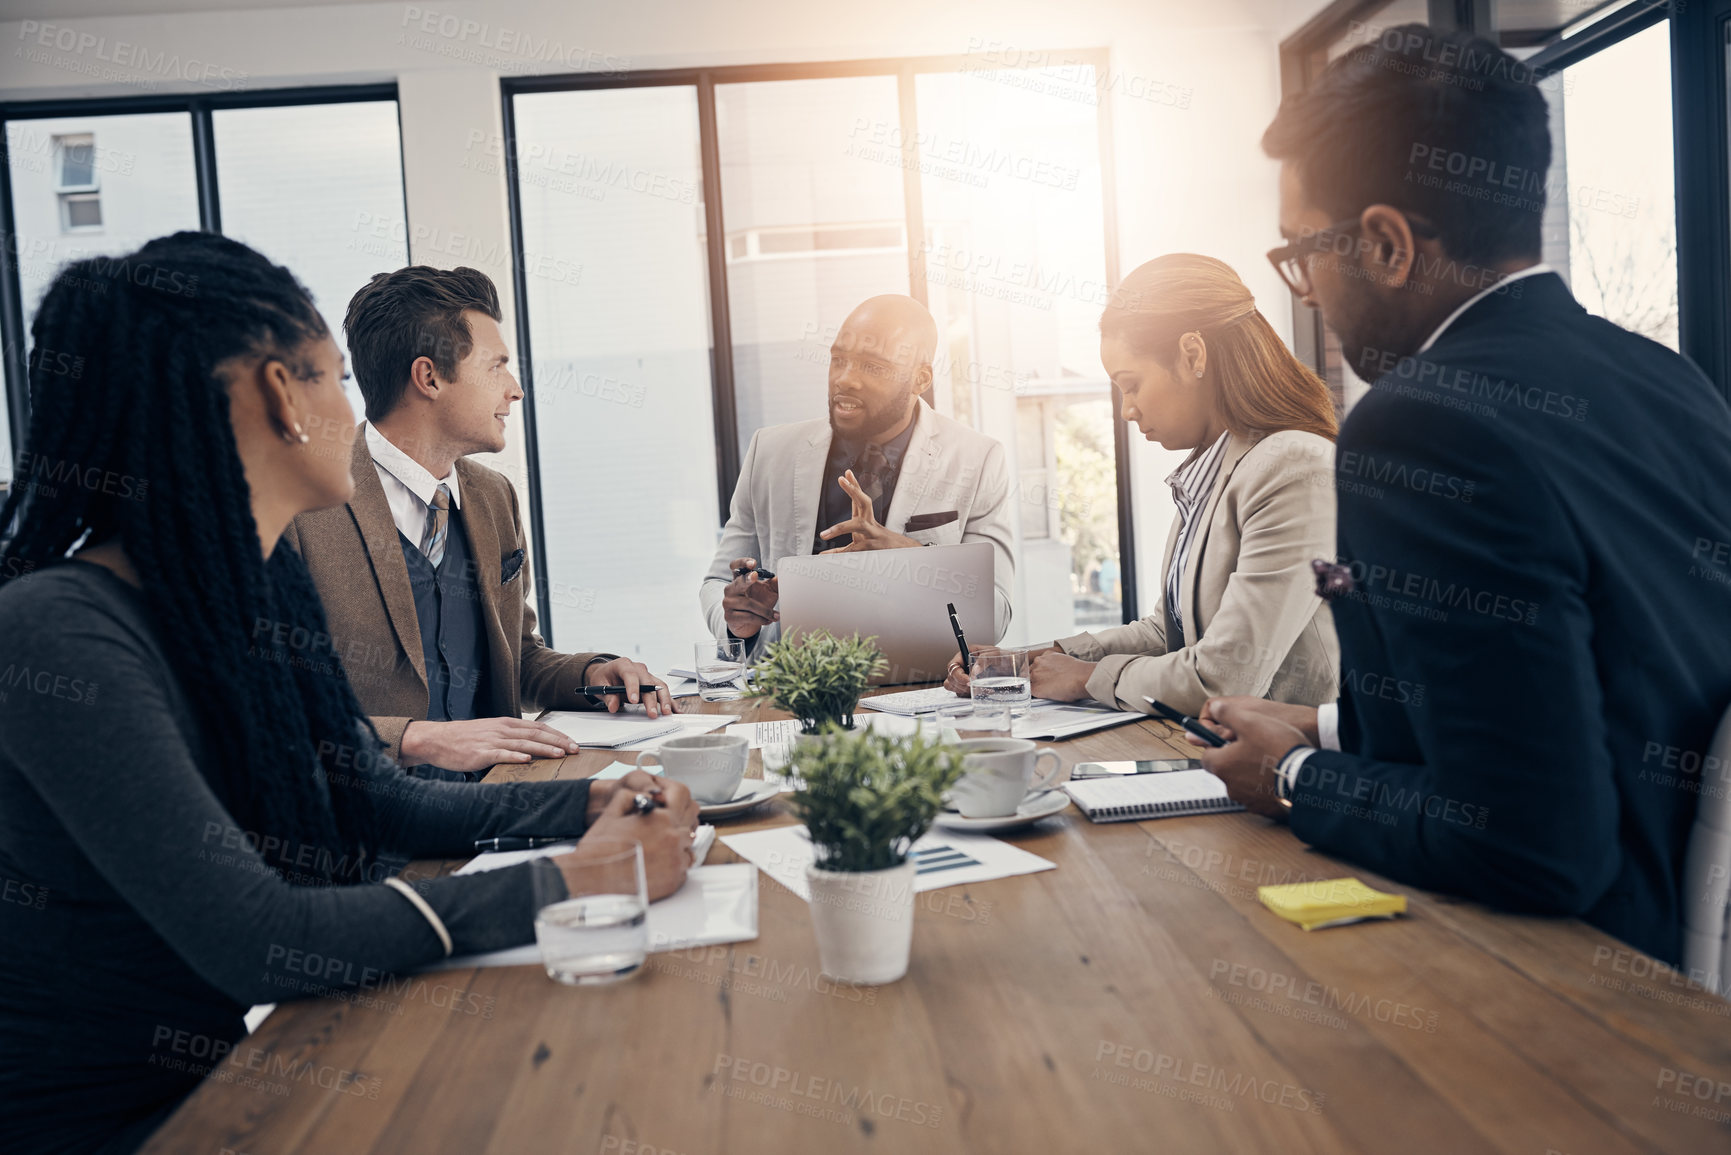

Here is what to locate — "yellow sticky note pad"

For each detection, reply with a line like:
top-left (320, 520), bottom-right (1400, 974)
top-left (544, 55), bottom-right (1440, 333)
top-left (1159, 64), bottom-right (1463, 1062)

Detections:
top-left (1257, 877), bottom-right (1407, 931)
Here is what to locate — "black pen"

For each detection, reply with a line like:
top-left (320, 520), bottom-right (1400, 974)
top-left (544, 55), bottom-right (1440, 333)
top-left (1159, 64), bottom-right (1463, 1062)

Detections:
top-left (472, 836), bottom-right (573, 852)
top-left (732, 565), bottom-right (776, 581)
top-left (1145, 698), bottom-right (1229, 748)
top-left (947, 601), bottom-right (972, 674)
top-left (582, 684), bottom-right (671, 699)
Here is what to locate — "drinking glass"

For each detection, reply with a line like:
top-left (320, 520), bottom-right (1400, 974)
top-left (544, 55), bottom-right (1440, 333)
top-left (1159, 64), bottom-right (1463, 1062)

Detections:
top-left (970, 648), bottom-right (1032, 718)
top-left (535, 840), bottom-right (648, 985)
top-left (696, 638), bottom-right (746, 702)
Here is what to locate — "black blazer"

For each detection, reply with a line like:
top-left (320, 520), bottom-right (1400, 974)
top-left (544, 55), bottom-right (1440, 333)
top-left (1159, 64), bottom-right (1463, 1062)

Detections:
top-left (1293, 272), bottom-right (1731, 965)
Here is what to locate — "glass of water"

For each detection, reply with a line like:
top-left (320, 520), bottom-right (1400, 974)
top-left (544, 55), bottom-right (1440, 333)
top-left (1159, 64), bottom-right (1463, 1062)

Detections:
top-left (970, 647), bottom-right (1032, 719)
top-left (535, 840), bottom-right (648, 985)
top-left (695, 638), bottom-right (746, 702)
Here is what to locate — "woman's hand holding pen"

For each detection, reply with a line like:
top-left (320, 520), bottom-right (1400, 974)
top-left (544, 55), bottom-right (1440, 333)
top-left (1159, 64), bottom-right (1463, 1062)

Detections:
top-left (942, 643), bottom-right (989, 695)
top-left (567, 772), bottom-right (699, 900)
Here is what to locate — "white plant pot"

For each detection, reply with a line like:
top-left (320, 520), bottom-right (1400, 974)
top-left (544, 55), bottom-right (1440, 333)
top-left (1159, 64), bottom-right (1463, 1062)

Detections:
top-left (805, 859), bottom-right (918, 985)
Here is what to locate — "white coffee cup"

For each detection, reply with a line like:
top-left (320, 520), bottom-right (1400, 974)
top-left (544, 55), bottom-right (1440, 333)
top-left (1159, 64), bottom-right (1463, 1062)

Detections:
top-left (635, 734), bottom-right (748, 805)
top-left (950, 738), bottom-right (1063, 818)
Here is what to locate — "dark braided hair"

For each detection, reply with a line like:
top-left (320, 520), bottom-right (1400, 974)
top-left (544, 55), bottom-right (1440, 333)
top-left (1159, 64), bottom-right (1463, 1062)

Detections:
top-left (0, 231), bottom-right (380, 884)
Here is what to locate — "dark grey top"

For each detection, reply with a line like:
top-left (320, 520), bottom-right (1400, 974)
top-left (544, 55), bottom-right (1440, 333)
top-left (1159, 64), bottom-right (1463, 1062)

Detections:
top-left (812, 407), bottom-right (918, 553)
top-left (0, 562), bottom-right (584, 1154)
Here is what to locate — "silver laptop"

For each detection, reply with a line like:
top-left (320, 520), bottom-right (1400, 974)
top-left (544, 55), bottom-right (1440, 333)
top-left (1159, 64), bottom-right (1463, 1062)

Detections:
top-left (775, 542), bottom-right (995, 686)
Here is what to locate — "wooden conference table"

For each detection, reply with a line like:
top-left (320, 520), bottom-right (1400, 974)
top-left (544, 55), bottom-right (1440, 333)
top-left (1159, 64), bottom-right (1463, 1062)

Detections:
top-left (145, 689), bottom-right (1731, 1154)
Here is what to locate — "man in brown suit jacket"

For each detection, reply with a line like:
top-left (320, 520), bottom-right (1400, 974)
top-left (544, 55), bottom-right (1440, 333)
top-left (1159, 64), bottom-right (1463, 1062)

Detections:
top-left (285, 266), bottom-right (670, 779)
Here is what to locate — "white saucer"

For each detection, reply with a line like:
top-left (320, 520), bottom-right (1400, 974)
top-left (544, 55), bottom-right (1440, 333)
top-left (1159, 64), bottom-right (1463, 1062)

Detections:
top-left (698, 779), bottom-right (784, 820)
top-left (933, 789), bottom-right (1070, 833)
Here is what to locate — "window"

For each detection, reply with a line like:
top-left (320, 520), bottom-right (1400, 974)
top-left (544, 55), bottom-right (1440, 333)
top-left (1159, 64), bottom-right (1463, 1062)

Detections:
top-left (53, 133), bottom-right (102, 233)
top-left (511, 85), bottom-right (719, 670)
top-left (1541, 21), bottom-right (1678, 349)
top-left (55, 134), bottom-right (97, 189)
top-left (715, 76), bottom-right (911, 459)
top-left (502, 58), bottom-right (1131, 657)
top-left (4, 113), bottom-right (200, 485)
top-left (913, 64), bottom-right (1119, 639)
top-left (1280, 3), bottom-right (1684, 406)
top-left (6, 114), bottom-right (200, 335)
top-left (213, 101), bottom-right (410, 412)
top-left (1, 89), bottom-right (405, 488)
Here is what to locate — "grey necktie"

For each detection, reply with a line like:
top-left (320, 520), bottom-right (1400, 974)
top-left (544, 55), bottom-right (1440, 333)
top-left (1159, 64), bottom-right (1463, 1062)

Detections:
top-left (420, 483), bottom-right (452, 568)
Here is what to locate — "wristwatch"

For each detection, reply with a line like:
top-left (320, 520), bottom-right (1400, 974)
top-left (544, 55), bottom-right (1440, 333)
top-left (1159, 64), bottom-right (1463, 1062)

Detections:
top-left (1272, 745), bottom-right (1307, 810)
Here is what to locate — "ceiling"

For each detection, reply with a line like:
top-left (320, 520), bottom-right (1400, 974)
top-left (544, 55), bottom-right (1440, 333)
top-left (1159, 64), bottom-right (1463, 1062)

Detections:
top-left (0, 0), bottom-right (385, 18)
top-left (0, 0), bottom-right (1341, 29)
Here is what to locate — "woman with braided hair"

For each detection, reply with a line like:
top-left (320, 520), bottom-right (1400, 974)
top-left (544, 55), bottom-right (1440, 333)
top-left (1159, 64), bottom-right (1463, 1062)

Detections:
top-left (0, 232), bottom-right (697, 1153)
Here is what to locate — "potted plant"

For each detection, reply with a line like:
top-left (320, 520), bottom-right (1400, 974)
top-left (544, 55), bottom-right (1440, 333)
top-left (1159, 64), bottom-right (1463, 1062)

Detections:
top-left (789, 725), bottom-right (966, 984)
top-left (750, 630), bottom-right (885, 734)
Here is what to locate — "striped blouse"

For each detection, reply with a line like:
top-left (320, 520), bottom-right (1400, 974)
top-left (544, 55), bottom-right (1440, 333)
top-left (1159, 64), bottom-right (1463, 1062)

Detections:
top-left (1163, 430), bottom-right (1231, 641)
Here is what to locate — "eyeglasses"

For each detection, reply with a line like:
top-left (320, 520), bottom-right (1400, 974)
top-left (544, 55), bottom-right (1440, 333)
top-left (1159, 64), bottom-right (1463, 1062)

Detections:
top-left (1267, 213), bottom-right (1441, 298)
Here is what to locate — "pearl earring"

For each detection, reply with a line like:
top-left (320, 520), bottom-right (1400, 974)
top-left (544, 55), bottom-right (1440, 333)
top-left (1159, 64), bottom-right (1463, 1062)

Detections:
top-left (1195, 370), bottom-right (1204, 379)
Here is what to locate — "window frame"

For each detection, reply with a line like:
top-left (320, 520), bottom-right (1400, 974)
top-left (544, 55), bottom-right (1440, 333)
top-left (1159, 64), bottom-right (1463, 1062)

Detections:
top-left (52, 133), bottom-right (99, 193)
top-left (0, 82), bottom-right (407, 485)
top-left (500, 52), bottom-right (1139, 640)
top-left (57, 191), bottom-right (103, 233)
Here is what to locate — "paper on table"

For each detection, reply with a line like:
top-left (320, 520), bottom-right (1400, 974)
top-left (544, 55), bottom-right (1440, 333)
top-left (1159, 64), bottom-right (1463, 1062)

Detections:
top-left (1012, 702), bottom-right (1143, 741)
top-left (726, 715), bottom-right (947, 748)
top-left (591, 760), bottom-right (641, 781)
top-left (539, 711), bottom-right (681, 749)
top-left (629, 713), bottom-right (739, 752)
top-left (725, 719), bottom-right (801, 749)
top-left (859, 713), bottom-right (952, 741)
top-left (423, 840), bottom-right (751, 972)
top-left (720, 825), bottom-right (1054, 902)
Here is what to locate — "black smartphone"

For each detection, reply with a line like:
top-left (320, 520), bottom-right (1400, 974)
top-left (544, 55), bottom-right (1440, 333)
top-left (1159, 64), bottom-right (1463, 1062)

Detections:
top-left (1070, 759), bottom-right (1203, 778)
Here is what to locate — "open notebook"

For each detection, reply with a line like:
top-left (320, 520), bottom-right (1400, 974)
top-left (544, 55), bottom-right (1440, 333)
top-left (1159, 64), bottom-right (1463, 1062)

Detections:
top-left (1062, 770), bottom-right (1245, 823)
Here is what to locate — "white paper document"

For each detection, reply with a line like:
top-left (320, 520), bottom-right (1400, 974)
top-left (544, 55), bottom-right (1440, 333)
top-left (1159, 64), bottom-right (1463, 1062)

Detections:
top-left (1012, 702), bottom-right (1144, 741)
top-left (726, 715), bottom-right (947, 747)
top-left (857, 686), bottom-right (968, 715)
top-left (860, 694), bottom-right (1140, 741)
top-left (720, 825), bottom-right (1054, 902)
top-left (590, 760), bottom-right (642, 781)
top-left (424, 844), bottom-right (754, 972)
top-left (539, 711), bottom-right (682, 749)
top-left (725, 719), bottom-right (803, 749)
top-left (629, 713), bottom-right (739, 752)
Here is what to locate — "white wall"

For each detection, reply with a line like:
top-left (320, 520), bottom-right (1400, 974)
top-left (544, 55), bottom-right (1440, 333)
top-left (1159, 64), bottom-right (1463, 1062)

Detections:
top-left (1, 0), bottom-right (1305, 633)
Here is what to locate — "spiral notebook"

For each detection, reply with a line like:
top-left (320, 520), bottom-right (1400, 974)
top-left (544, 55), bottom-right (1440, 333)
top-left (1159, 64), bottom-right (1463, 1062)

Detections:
top-left (1062, 770), bottom-right (1245, 823)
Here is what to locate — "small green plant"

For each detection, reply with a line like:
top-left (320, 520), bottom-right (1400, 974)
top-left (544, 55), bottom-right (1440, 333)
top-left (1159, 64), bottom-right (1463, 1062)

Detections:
top-left (750, 630), bottom-right (886, 734)
top-left (790, 725), bottom-right (967, 873)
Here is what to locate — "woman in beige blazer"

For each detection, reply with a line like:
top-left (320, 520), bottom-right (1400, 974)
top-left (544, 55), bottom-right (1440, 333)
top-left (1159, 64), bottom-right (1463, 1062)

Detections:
top-left (946, 253), bottom-right (1340, 715)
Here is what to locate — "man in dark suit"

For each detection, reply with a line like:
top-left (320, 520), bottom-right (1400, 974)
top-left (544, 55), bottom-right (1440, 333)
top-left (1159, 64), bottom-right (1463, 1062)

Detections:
top-left (1199, 25), bottom-right (1731, 966)
top-left (286, 266), bottom-right (671, 780)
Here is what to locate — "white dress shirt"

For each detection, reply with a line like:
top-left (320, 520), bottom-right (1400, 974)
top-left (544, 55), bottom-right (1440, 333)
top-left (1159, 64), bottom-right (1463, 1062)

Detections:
top-left (365, 421), bottom-right (462, 555)
top-left (1280, 265), bottom-right (1553, 797)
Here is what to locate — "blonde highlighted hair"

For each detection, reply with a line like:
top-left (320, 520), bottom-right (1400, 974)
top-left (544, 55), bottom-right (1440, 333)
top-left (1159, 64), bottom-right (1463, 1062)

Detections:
top-left (1100, 253), bottom-right (1337, 442)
